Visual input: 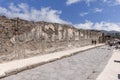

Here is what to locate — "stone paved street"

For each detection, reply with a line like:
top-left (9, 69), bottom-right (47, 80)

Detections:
top-left (1, 46), bottom-right (113, 80)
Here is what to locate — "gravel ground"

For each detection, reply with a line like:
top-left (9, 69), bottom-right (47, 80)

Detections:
top-left (1, 46), bottom-right (113, 80)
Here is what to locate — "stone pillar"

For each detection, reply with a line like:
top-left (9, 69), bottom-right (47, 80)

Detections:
top-left (54, 24), bottom-right (59, 49)
top-left (65, 26), bottom-right (69, 47)
top-left (40, 24), bottom-right (46, 53)
top-left (72, 28), bottom-right (75, 41)
top-left (78, 30), bottom-right (81, 41)
top-left (89, 31), bottom-right (92, 44)
top-left (86, 30), bottom-right (90, 45)
top-left (79, 30), bottom-right (84, 46)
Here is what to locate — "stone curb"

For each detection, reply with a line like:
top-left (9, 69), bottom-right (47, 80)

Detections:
top-left (96, 50), bottom-right (120, 80)
top-left (0, 44), bottom-right (104, 78)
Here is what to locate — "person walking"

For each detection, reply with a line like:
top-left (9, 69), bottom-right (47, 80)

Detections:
top-left (114, 39), bottom-right (119, 49)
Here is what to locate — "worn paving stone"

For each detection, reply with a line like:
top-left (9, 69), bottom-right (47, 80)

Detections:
top-left (1, 46), bottom-right (113, 80)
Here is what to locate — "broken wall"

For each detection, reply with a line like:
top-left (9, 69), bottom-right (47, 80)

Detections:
top-left (0, 16), bottom-right (104, 62)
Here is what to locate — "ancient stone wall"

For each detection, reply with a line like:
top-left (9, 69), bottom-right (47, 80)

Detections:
top-left (0, 16), bottom-right (104, 62)
top-left (13, 22), bottom-right (103, 53)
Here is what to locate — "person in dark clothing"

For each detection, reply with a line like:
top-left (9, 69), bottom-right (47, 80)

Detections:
top-left (92, 40), bottom-right (97, 45)
top-left (94, 40), bottom-right (96, 45)
top-left (92, 40), bottom-right (94, 45)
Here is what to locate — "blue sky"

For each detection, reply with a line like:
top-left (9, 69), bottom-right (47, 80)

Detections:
top-left (0, 0), bottom-right (120, 31)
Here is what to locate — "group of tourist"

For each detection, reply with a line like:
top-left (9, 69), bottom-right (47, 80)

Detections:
top-left (106, 39), bottom-right (120, 49)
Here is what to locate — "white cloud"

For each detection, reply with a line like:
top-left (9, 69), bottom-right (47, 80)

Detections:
top-left (66, 0), bottom-right (80, 5)
top-left (66, 0), bottom-right (96, 6)
top-left (18, 3), bottom-right (29, 13)
top-left (102, 0), bottom-right (120, 6)
top-left (74, 20), bottom-right (120, 31)
top-left (9, 3), bottom-right (21, 12)
top-left (103, 0), bottom-right (111, 3)
top-left (80, 12), bottom-right (88, 16)
top-left (0, 3), bottom-right (70, 24)
top-left (115, 0), bottom-right (120, 5)
top-left (79, 8), bottom-right (102, 17)
top-left (94, 8), bottom-right (103, 13)
top-left (85, 0), bottom-right (96, 6)
top-left (74, 20), bottom-right (94, 29)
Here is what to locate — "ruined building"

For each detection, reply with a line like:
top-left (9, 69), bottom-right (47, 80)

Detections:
top-left (0, 15), bottom-right (104, 62)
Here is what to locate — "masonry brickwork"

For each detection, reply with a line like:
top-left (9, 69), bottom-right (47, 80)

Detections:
top-left (0, 15), bottom-right (104, 62)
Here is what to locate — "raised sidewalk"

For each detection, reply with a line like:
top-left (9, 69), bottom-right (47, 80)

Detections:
top-left (97, 49), bottom-right (120, 80)
top-left (0, 44), bottom-right (104, 78)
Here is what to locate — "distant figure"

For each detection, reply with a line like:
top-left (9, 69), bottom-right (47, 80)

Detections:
top-left (114, 39), bottom-right (119, 49)
top-left (92, 40), bottom-right (96, 45)
top-left (106, 40), bottom-right (112, 47)
top-left (118, 41), bottom-right (120, 45)
top-left (109, 42), bottom-right (113, 47)
top-left (92, 40), bottom-right (94, 45)
top-left (94, 40), bottom-right (96, 45)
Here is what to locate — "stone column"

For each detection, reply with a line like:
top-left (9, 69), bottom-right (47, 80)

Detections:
top-left (40, 24), bottom-right (46, 54)
top-left (54, 24), bottom-right (59, 50)
top-left (89, 31), bottom-right (92, 44)
top-left (65, 26), bottom-right (69, 47)
top-left (79, 30), bottom-right (84, 46)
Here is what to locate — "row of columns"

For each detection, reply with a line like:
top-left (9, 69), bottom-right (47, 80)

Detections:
top-left (13, 20), bottom-right (104, 58)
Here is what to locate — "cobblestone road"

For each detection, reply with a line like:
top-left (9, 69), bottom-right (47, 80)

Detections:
top-left (1, 46), bottom-right (113, 80)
